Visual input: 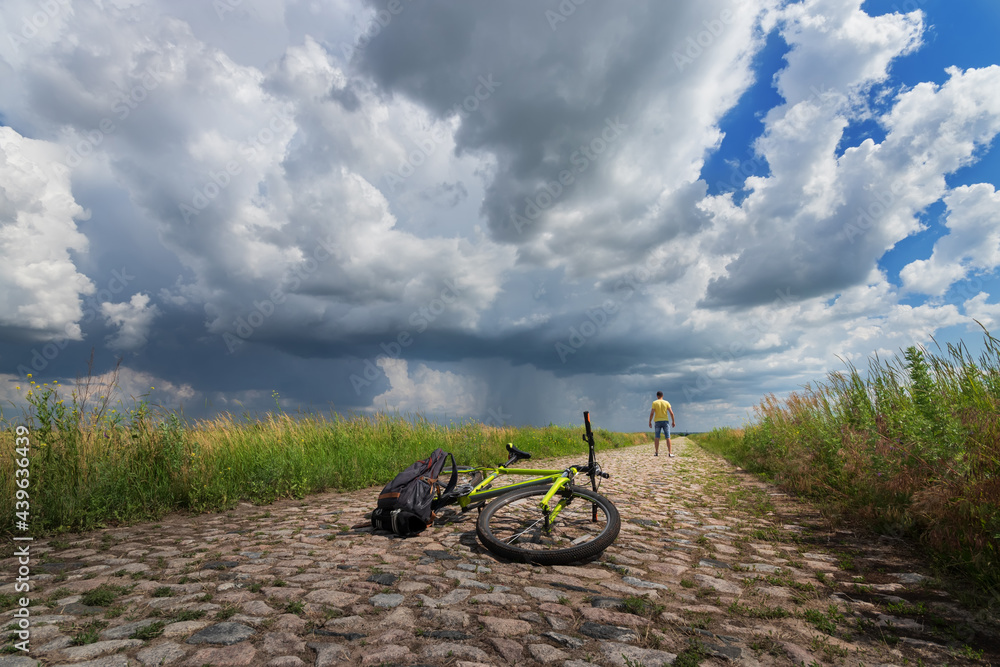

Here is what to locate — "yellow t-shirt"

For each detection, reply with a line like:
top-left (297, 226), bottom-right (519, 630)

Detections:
top-left (651, 399), bottom-right (672, 421)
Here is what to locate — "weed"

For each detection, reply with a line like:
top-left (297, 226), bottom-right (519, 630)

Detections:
top-left (81, 584), bottom-right (129, 607)
top-left (727, 601), bottom-right (791, 619)
top-left (957, 645), bottom-right (985, 660)
top-left (621, 595), bottom-right (665, 618)
top-left (104, 604), bottom-right (126, 619)
top-left (0, 387), bottom-right (647, 536)
top-left (130, 621), bottom-right (166, 640)
top-left (673, 639), bottom-right (707, 667)
top-left (215, 604), bottom-right (240, 620)
top-left (71, 620), bottom-right (108, 645)
top-left (809, 635), bottom-right (848, 659)
top-left (749, 632), bottom-right (783, 656)
top-left (803, 604), bottom-right (842, 635)
top-left (689, 333), bottom-right (1000, 594)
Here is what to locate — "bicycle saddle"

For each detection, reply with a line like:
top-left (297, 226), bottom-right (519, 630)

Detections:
top-left (505, 443), bottom-right (532, 460)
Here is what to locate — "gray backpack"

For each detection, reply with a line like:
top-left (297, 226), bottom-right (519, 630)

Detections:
top-left (371, 448), bottom-right (457, 536)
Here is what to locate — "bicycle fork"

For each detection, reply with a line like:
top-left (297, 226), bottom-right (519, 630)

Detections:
top-left (537, 471), bottom-right (575, 525)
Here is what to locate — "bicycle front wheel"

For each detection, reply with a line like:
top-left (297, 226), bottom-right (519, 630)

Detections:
top-left (476, 485), bottom-right (620, 565)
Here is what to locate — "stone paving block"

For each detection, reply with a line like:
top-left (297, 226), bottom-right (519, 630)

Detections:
top-left (421, 608), bottom-right (471, 626)
top-left (423, 642), bottom-right (490, 662)
top-left (57, 639), bottom-right (143, 661)
top-left (307, 642), bottom-right (349, 667)
top-left (50, 656), bottom-right (131, 667)
top-left (478, 615), bottom-right (532, 636)
top-left (185, 622), bottom-right (255, 645)
top-left (359, 644), bottom-right (410, 666)
top-left (302, 589), bottom-right (359, 606)
top-left (260, 631), bottom-right (307, 654)
top-left (182, 642), bottom-right (258, 666)
top-left (528, 643), bottom-right (569, 663)
top-left (266, 657), bottom-right (306, 667)
top-left (0, 657), bottom-right (39, 667)
top-left (136, 641), bottom-right (188, 666)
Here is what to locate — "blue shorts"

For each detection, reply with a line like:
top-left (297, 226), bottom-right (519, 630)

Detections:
top-left (654, 421), bottom-right (670, 439)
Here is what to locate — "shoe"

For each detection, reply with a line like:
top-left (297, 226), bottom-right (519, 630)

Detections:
top-left (654, 453), bottom-right (658, 456)
top-left (669, 453), bottom-right (674, 457)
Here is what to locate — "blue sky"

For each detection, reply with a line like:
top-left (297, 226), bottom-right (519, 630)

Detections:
top-left (1, 0), bottom-right (999, 432)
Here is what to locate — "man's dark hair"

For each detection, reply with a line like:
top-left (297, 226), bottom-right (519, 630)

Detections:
top-left (656, 391), bottom-right (663, 397)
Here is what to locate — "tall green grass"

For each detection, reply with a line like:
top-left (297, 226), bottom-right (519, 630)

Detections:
top-left (1, 373), bottom-right (645, 535)
top-left (693, 332), bottom-right (1000, 592)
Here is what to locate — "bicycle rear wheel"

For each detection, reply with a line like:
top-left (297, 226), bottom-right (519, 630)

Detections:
top-left (476, 485), bottom-right (620, 565)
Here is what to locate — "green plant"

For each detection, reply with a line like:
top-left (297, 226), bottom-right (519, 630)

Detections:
top-left (1, 381), bottom-right (647, 537)
top-left (727, 601), bottom-right (791, 619)
top-left (803, 605), bottom-right (842, 635)
top-left (688, 330), bottom-right (1000, 596)
top-left (104, 604), bottom-right (126, 619)
top-left (81, 584), bottom-right (129, 607)
top-left (672, 640), bottom-right (707, 667)
top-left (957, 645), bottom-right (985, 660)
top-left (130, 621), bottom-right (166, 640)
top-left (809, 635), bottom-right (848, 659)
top-left (621, 595), bottom-right (665, 618)
top-left (215, 604), bottom-right (239, 620)
top-left (748, 632), bottom-right (783, 656)
top-left (151, 586), bottom-right (174, 598)
top-left (71, 620), bottom-right (108, 645)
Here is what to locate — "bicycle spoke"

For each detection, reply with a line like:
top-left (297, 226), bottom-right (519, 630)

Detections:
top-left (484, 493), bottom-right (612, 552)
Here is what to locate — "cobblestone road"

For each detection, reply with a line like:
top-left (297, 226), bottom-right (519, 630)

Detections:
top-left (2, 439), bottom-right (998, 666)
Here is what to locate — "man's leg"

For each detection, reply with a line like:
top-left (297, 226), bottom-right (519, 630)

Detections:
top-left (653, 436), bottom-right (659, 455)
top-left (667, 436), bottom-right (672, 456)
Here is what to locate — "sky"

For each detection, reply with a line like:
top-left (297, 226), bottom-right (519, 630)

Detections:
top-left (1, 0), bottom-right (999, 433)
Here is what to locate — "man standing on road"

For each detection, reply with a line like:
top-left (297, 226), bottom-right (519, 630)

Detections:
top-left (648, 391), bottom-right (676, 457)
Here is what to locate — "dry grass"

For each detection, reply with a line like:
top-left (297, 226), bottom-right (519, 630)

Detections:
top-left (693, 331), bottom-right (1000, 593)
top-left (2, 371), bottom-right (646, 536)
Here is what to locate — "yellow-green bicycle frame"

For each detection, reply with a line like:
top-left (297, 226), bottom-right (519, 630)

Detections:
top-left (455, 457), bottom-right (580, 525)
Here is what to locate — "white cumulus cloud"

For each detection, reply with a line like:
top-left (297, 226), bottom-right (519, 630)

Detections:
top-left (370, 357), bottom-right (485, 417)
top-left (101, 293), bottom-right (160, 351)
top-left (0, 126), bottom-right (93, 342)
top-left (901, 183), bottom-right (1000, 295)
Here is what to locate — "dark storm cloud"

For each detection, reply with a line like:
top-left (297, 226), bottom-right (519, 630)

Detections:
top-left (355, 0), bottom-right (735, 245)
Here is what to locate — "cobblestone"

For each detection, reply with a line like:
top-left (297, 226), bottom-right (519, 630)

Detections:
top-left (4, 439), bottom-right (998, 666)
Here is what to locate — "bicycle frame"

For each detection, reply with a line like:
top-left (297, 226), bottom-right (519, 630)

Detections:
top-left (455, 463), bottom-right (578, 516)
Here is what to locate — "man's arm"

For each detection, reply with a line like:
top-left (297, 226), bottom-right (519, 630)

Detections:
top-left (669, 407), bottom-right (675, 426)
top-left (648, 408), bottom-right (655, 427)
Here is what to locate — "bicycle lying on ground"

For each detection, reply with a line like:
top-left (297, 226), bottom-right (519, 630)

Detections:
top-left (437, 411), bottom-right (621, 565)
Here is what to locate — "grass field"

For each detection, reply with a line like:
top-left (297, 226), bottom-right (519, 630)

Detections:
top-left (691, 332), bottom-right (1000, 595)
top-left (1, 372), bottom-right (646, 535)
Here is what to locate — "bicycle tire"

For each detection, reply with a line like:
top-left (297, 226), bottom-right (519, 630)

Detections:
top-left (476, 485), bottom-right (620, 565)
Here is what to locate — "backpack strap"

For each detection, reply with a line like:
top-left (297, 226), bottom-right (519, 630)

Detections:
top-left (431, 452), bottom-right (458, 510)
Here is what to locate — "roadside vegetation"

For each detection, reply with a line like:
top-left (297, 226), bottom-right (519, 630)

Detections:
top-left (692, 331), bottom-right (1000, 594)
top-left (1, 365), bottom-right (646, 535)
